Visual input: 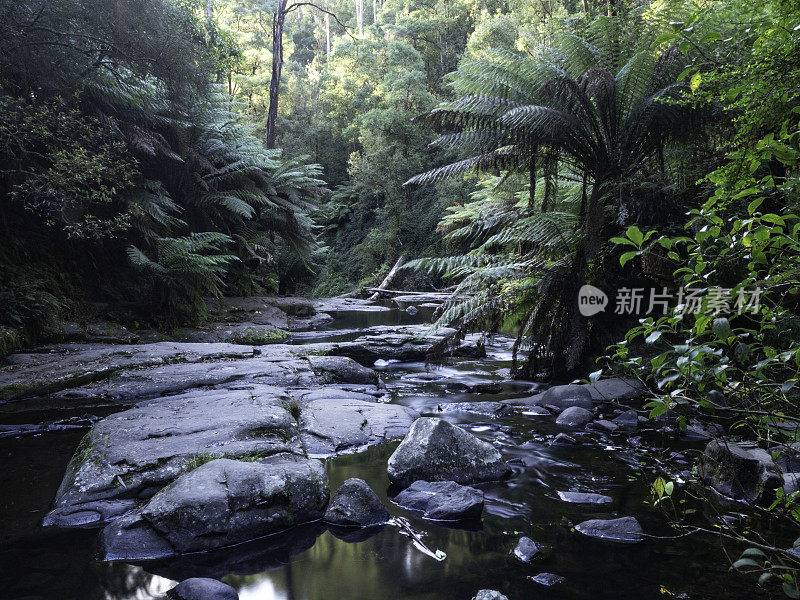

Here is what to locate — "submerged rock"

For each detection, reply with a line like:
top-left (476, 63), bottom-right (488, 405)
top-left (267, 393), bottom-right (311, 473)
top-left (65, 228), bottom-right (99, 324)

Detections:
top-left (101, 457), bottom-right (328, 560)
top-left (531, 573), bottom-right (565, 586)
top-left (168, 578), bottom-right (238, 600)
top-left (393, 480), bottom-right (484, 521)
top-left (324, 478), bottom-right (388, 527)
top-left (557, 491), bottom-right (613, 504)
top-left (387, 418), bottom-right (511, 489)
top-left (575, 517), bottom-right (644, 544)
top-left (513, 536), bottom-right (540, 561)
top-left (555, 407), bottom-right (593, 427)
top-left (698, 439), bottom-right (782, 503)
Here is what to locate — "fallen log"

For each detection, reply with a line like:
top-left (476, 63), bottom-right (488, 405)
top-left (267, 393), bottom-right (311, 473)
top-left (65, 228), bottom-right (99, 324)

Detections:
top-left (369, 255), bottom-right (406, 300)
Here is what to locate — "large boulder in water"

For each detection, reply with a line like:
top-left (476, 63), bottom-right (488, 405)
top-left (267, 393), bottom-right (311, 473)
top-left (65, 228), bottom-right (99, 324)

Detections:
top-left (43, 386), bottom-right (304, 528)
top-left (393, 480), bottom-right (484, 520)
top-left (698, 439), bottom-right (782, 503)
top-left (540, 384), bottom-right (594, 411)
top-left (387, 418), bottom-right (510, 489)
top-left (555, 406), bottom-right (592, 427)
top-left (101, 457), bottom-right (328, 560)
top-left (324, 478), bottom-right (388, 527)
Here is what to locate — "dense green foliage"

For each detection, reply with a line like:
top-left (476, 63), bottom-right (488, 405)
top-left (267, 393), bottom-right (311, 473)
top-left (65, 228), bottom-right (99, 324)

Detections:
top-left (0, 0), bottom-right (322, 341)
top-left (407, 5), bottom-right (708, 378)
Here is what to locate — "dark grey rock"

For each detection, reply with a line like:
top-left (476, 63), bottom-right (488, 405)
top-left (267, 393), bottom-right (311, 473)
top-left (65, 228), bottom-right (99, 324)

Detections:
top-left (555, 407), bottom-right (592, 427)
top-left (393, 480), bottom-right (484, 520)
top-left (469, 382), bottom-right (503, 394)
top-left (434, 402), bottom-right (511, 418)
top-left (682, 419), bottom-right (723, 441)
top-left (298, 388), bottom-right (378, 403)
top-left (557, 491), bottom-right (613, 504)
top-left (540, 384), bottom-right (593, 410)
top-left (613, 410), bottom-right (639, 431)
top-left (575, 517), bottom-right (644, 543)
top-left (324, 478), bottom-right (388, 527)
top-left (387, 418), bottom-right (511, 489)
top-left (531, 573), bottom-right (566, 586)
top-left (584, 378), bottom-right (648, 402)
top-left (44, 386), bottom-right (304, 527)
top-left (169, 578), bottom-right (238, 600)
top-left (300, 398), bottom-right (419, 457)
top-left (774, 444), bottom-right (800, 473)
top-left (307, 355), bottom-right (378, 385)
top-left (551, 433), bottom-right (577, 446)
top-left (783, 473), bottom-right (800, 495)
top-left (472, 590), bottom-right (509, 600)
top-left (0, 341), bottom-right (259, 401)
top-left (698, 440), bottom-right (782, 503)
top-left (591, 419), bottom-right (619, 433)
top-left (101, 457), bottom-right (328, 560)
top-left (405, 306), bottom-right (419, 316)
top-left (513, 536), bottom-right (540, 561)
top-left (329, 325), bottom-right (485, 365)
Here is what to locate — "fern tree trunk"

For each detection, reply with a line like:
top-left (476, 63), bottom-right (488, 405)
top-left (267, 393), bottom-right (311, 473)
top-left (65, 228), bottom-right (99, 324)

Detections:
top-left (266, 0), bottom-right (288, 149)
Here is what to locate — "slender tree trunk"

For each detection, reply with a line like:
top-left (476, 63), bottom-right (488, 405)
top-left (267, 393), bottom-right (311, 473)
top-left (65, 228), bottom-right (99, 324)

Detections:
top-left (326, 3), bottom-right (330, 59)
top-left (266, 0), bottom-right (288, 149)
top-left (355, 0), bottom-right (363, 35)
top-left (373, 0), bottom-right (377, 23)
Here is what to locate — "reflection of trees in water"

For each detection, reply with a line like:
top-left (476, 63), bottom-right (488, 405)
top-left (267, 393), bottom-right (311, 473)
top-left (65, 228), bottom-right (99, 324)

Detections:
top-left (95, 561), bottom-right (170, 600)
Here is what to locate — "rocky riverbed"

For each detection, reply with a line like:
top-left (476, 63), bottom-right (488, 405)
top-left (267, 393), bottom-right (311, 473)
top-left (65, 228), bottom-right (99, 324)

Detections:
top-left (0, 296), bottom-right (795, 600)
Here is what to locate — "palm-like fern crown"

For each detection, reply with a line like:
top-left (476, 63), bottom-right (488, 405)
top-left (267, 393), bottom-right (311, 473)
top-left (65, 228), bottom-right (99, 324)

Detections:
top-left (407, 9), bottom-right (703, 378)
top-left (408, 13), bottom-right (696, 198)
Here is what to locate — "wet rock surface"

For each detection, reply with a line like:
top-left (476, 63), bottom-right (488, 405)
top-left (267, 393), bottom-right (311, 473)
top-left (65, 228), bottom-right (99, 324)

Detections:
top-left (300, 398), bottom-right (419, 456)
top-left (698, 439), bottom-right (782, 502)
top-left (575, 517), bottom-right (644, 544)
top-left (387, 418), bottom-right (511, 489)
top-left (101, 457), bottom-right (328, 560)
top-left (557, 491), bottom-right (614, 504)
top-left (393, 480), bottom-right (484, 521)
top-left (513, 536), bottom-right (540, 561)
top-left (555, 406), bottom-right (593, 427)
top-left (169, 577), bottom-right (239, 600)
top-left (324, 478), bottom-right (389, 527)
top-left (43, 386), bottom-right (304, 527)
top-left (329, 325), bottom-right (486, 364)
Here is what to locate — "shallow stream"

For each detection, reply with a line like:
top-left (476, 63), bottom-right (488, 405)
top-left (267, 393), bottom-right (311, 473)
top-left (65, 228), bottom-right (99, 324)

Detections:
top-left (0, 302), bottom-right (770, 599)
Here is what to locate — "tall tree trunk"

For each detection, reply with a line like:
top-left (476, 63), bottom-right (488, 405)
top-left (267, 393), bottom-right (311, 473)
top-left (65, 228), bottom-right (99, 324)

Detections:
top-left (355, 0), bottom-right (363, 35)
top-left (373, 0), bottom-right (377, 23)
top-left (266, 0), bottom-right (288, 149)
top-left (326, 2), bottom-right (330, 59)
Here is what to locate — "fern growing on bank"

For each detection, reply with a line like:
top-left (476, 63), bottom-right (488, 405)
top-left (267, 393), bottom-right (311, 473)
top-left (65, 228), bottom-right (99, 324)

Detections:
top-left (407, 11), bottom-right (706, 378)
